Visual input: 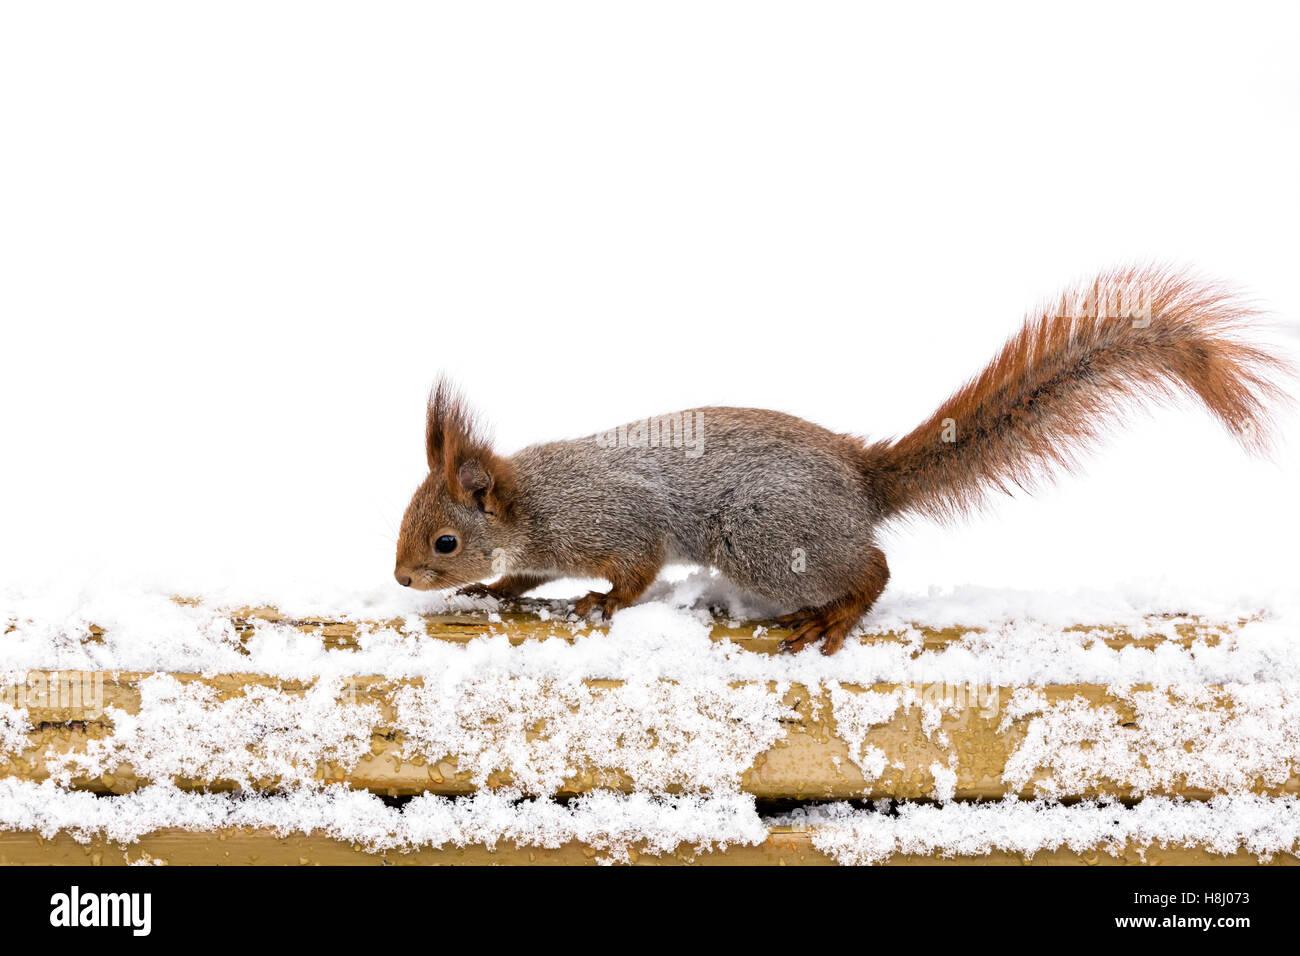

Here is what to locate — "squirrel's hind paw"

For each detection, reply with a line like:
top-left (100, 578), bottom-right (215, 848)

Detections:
top-left (779, 613), bottom-right (856, 656)
top-left (573, 590), bottom-right (621, 621)
top-left (774, 608), bottom-right (819, 630)
top-left (778, 547), bottom-right (889, 656)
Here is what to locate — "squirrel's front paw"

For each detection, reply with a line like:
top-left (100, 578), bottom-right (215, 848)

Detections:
top-left (457, 582), bottom-right (505, 600)
top-left (573, 590), bottom-right (620, 620)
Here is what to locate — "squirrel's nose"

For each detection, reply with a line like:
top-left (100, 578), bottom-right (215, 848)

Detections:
top-left (395, 570), bottom-right (413, 587)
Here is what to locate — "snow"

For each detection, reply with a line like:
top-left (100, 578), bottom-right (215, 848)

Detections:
top-left (0, 780), bottom-right (768, 864)
top-left (0, 704), bottom-right (30, 759)
top-left (3, 779), bottom-right (1297, 866)
top-left (47, 675), bottom-right (384, 792)
top-left (1001, 684), bottom-right (1300, 798)
top-left (4, 579), bottom-right (1298, 686)
top-left (827, 684), bottom-right (905, 781)
top-left (392, 675), bottom-right (786, 795)
top-left (781, 796), bottom-right (1300, 866)
top-left (929, 762), bottom-right (958, 803)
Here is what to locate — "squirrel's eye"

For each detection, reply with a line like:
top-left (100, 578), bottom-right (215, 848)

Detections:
top-left (434, 534), bottom-right (459, 555)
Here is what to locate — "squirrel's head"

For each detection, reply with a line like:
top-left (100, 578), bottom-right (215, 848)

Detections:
top-left (394, 379), bottom-right (516, 591)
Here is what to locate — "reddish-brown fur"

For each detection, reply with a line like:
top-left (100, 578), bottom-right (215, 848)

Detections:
top-left (571, 551), bottom-right (665, 619)
top-left (863, 267), bottom-right (1290, 523)
top-left (777, 546), bottom-right (890, 655)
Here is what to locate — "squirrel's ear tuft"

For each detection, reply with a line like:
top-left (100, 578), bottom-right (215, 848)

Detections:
top-left (426, 376), bottom-right (516, 517)
top-left (426, 376), bottom-right (477, 473)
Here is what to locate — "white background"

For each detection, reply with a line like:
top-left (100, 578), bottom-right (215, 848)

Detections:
top-left (2, 2), bottom-right (1297, 607)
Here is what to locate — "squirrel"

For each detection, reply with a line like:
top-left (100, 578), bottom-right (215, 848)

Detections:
top-left (395, 266), bottom-right (1291, 654)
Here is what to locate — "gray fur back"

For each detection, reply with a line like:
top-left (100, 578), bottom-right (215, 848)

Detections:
top-left (507, 407), bottom-right (880, 607)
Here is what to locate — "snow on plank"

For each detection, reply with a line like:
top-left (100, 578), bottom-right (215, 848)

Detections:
top-left (4, 672), bottom-right (1298, 801)
top-left (3, 792), bottom-right (1300, 866)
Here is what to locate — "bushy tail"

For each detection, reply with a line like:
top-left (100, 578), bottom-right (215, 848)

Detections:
top-left (864, 267), bottom-right (1293, 522)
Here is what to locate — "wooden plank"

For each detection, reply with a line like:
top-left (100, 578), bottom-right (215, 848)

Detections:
top-left (220, 604), bottom-right (1245, 653)
top-left (0, 827), bottom-right (1293, 866)
top-left (21, 600), bottom-right (1235, 654)
top-left (5, 606), bottom-right (1284, 865)
top-left (4, 673), bottom-right (1295, 801)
